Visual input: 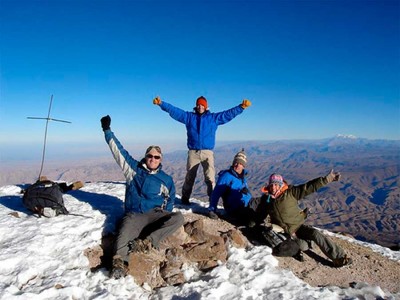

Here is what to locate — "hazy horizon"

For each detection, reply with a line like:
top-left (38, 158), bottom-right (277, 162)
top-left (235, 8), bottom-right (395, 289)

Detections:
top-left (2, 134), bottom-right (399, 164)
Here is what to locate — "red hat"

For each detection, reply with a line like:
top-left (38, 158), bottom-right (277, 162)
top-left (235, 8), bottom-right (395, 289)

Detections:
top-left (196, 96), bottom-right (208, 109)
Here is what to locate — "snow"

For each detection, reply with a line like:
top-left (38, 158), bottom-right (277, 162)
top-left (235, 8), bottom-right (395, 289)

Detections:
top-left (0, 182), bottom-right (399, 300)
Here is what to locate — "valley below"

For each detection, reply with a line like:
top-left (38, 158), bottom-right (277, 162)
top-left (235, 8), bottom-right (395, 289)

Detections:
top-left (1, 137), bottom-right (399, 249)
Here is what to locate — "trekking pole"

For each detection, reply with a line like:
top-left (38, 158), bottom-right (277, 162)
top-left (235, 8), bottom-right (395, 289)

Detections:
top-left (27, 95), bottom-right (71, 181)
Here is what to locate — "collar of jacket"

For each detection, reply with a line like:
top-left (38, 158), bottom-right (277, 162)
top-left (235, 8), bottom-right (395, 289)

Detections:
top-left (229, 166), bottom-right (247, 178)
top-left (261, 182), bottom-right (288, 198)
top-left (192, 108), bottom-right (210, 115)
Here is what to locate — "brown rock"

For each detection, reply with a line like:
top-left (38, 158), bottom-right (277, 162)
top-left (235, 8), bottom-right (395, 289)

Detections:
top-left (83, 246), bottom-right (103, 270)
top-left (84, 213), bottom-right (248, 289)
top-left (8, 212), bottom-right (20, 218)
top-left (128, 252), bottom-right (165, 288)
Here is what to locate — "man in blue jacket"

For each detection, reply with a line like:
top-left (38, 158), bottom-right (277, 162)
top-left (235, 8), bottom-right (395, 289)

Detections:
top-left (208, 149), bottom-right (252, 221)
top-left (101, 115), bottom-right (184, 279)
top-left (153, 96), bottom-right (251, 204)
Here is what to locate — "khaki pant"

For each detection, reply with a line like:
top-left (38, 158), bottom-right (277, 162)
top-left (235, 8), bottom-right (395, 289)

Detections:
top-left (181, 150), bottom-right (215, 200)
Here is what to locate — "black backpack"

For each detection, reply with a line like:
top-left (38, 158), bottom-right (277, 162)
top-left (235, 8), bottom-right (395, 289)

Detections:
top-left (22, 180), bottom-right (69, 216)
top-left (262, 227), bottom-right (300, 257)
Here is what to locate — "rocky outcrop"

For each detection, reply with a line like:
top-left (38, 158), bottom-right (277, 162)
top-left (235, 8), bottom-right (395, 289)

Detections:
top-left (84, 213), bottom-right (400, 293)
top-left (84, 213), bottom-right (248, 289)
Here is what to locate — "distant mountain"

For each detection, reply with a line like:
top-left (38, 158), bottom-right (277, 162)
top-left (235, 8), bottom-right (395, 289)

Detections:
top-left (164, 137), bottom-right (400, 249)
top-left (1, 137), bottom-right (399, 248)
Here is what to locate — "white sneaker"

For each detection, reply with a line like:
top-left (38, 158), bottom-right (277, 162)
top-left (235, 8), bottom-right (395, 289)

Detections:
top-left (43, 207), bottom-right (57, 218)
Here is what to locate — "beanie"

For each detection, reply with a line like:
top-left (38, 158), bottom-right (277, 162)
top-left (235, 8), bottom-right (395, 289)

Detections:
top-left (196, 96), bottom-right (208, 109)
top-left (232, 148), bottom-right (247, 167)
top-left (269, 173), bottom-right (284, 186)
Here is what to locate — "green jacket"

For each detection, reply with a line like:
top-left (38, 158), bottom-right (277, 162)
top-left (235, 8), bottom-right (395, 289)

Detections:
top-left (249, 175), bottom-right (330, 235)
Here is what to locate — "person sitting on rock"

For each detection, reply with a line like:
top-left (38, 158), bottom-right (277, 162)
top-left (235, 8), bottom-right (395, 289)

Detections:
top-left (207, 149), bottom-right (252, 223)
top-left (248, 171), bottom-right (353, 268)
top-left (101, 115), bottom-right (184, 279)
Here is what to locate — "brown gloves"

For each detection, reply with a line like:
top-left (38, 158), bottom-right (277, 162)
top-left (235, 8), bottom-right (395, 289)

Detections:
top-left (241, 99), bottom-right (251, 109)
top-left (153, 96), bottom-right (162, 105)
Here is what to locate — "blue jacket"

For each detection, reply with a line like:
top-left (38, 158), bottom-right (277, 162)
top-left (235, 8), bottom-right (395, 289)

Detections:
top-left (209, 167), bottom-right (252, 215)
top-left (104, 130), bottom-right (176, 213)
top-left (159, 101), bottom-right (244, 150)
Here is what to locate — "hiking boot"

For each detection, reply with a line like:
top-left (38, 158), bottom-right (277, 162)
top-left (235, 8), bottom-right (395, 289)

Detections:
top-left (333, 255), bottom-right (353, 268)
top-left (128, 238), bottom-right (153, 254)
top-left (293, 251), bottom-right (304, 262)
top-left (181, 197), bottom-right (190, 205)
top-left (110, 256), bottom-right (127, 279)
top-left (208, 210), bottom-right (219, 220)
top-left (71, 181), bottom-right (84, 190)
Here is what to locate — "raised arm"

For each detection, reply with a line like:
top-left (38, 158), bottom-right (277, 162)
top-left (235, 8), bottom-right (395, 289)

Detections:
top-left (101, 115), bottom-right (138, 182)
top-left (214, 99), bottom-right (251, 125)
top-left (153, 96), bottom-right (189, 124)
top-left (290, 170), bottom-right (341, 201)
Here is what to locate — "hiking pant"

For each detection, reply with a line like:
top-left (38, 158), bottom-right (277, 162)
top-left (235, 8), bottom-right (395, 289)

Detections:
top-left (295, 225), bottom-right (345, 260)
top-left (181, 150), bottom-right (215, 201)
top-left (115, 209), bottom-right (184, 262)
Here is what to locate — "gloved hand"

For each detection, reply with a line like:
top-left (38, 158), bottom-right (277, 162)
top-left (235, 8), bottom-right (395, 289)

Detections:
top-left (241, 99), bottom-right (251, 109)
top-left (101, 115), bottom-right (111, 131)
top-left (208, 210), bottom-right (219, 220)
top-left (326, 169), bottom-right (341, 183)
top-left (247, 219), bottom-right (256, 228)
top-left (240, 187), bottom-right (249, 195)
top-left (153, 96), bottom-right (162, 105)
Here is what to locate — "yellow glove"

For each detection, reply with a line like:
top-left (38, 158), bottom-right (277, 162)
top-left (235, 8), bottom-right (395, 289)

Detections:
top-left (241, 99), bottom-right (251, 109)
top-left (153, 96), bottom-right (162, 105)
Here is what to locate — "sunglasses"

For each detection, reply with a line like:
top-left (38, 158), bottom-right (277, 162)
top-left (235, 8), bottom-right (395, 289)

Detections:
top-left (146, 154), bottom-right (161, 160)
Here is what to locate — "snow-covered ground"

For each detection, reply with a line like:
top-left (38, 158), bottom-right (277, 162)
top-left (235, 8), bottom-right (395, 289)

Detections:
top-left (0, 182), bottom-right (399, 300)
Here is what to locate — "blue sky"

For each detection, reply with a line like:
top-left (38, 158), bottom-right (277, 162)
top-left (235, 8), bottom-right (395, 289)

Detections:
top-left (0, 0), bottom-right (399, 161)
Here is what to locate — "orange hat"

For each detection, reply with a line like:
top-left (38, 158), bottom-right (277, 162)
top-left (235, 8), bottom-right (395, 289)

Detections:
top-left (196, 96), bottom-right (208, 109)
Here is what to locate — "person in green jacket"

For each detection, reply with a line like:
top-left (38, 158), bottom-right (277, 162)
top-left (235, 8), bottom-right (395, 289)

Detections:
top-left (248, 170), bottom-right (352, 268)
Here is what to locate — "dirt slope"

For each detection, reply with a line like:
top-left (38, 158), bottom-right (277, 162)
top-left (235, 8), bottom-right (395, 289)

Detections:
top-left (275, 235), bottom-right (400, 294)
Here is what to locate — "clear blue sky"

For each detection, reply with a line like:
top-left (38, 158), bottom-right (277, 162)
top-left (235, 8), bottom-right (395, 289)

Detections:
top-left (0, 0), bottom-right (399, 161)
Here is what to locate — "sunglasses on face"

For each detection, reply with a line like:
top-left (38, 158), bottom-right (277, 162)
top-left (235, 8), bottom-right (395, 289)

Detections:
top-left (146, 154), bottom-right (161, 160)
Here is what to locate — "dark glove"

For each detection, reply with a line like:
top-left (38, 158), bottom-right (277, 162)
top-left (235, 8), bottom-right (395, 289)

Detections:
top-left (241, 187), bottom-right (249, 195)
top-left (326, 169), bottom-right (341, 183)
top-left (247, 219), bottom-right (256, 228)
top-left (101, 115), bottom-right (111, 131)
top-left (208, 210), bottom-right (219, 220)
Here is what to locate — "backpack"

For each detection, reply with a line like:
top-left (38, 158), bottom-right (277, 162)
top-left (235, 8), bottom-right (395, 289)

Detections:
top-left (22, 180), bottom-right (69, 217)
top-left (262, 227), bottom-right (300, 257)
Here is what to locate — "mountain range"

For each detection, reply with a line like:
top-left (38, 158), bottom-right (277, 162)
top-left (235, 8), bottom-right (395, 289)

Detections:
top-left (1, 135), bottom-right (399, 248)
